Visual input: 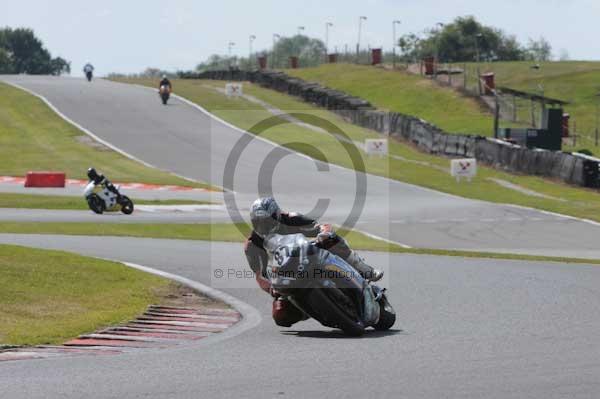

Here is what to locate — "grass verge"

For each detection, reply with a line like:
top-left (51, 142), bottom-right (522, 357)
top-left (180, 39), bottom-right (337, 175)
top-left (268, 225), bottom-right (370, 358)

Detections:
top-left (0, 193), bottom-right (213, 210)
top-left (0, 81), bottom-right (214, 189)
top-left (286, 63), bottom-right (496, 135)
top-left (0, 244), bottom-right (171, 346)
top-left (1, 222), bottom-right (599, 266)
top-left (114, 77), bottom-right (600, 223)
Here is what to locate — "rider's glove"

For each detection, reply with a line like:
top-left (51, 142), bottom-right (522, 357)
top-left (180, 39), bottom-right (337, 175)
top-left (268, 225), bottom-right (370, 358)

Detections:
top-left (316, 224), bottom-right (336, 243)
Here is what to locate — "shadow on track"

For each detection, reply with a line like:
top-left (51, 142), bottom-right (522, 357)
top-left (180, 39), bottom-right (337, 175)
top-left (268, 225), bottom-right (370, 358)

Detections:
top-left (280, 329), bottom-right (403, 339)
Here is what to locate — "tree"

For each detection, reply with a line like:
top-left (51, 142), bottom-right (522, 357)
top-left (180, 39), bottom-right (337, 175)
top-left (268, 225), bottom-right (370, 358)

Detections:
top-left (196, 54), bottom-right (229, 71)
top-left (0, 27), bottom-right (70, 75)
top-left (526, 37), bottom-right (552, 61)
top-left (271, 35), bottom-right (326, 68)
top-left (559, 49), bottom-right (570, 61)
top-left (398, 16), bottom-right (529, 62)
top-left (397, 34), bottom-right (420, 62)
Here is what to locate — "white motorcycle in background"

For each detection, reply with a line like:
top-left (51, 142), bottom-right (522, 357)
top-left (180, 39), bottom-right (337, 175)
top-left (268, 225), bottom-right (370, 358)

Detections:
top-left (83, 180), bottom-right (134, 215)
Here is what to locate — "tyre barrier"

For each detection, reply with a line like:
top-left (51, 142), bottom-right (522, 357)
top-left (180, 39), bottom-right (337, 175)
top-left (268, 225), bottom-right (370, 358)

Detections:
top-left (24, 171), bottom-right (66, 188)
top-left (190, 69), bottom-right (600, 189)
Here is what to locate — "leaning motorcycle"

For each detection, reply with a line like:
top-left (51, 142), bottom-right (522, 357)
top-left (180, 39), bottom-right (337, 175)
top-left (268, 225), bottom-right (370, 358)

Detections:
top-left (83, 180), bottom-right (134, 215)
top-left (265, 233), bottom-right (396, 336)
top-left (159, 85), bottom-right (171, 105)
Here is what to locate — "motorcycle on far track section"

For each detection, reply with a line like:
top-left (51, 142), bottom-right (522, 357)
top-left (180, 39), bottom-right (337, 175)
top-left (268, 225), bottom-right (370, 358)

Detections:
top-left (159, 84), bottom-right (171, 105)
top-left (83, 180), bottom-right (134, 215)
top-left (265, 233), bottom-right (396, 336)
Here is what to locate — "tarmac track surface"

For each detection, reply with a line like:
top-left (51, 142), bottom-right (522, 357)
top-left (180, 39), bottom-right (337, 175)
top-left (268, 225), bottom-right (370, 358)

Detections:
top-left (2, 75), bottom-right (600, 257)
top-left (0, 234), bottom-right (599, 399)
top-left (1, 76), bottom-right (600, 398)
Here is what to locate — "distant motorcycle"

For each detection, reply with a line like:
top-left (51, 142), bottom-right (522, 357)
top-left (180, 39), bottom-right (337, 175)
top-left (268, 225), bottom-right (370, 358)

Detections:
top-left (83, 180), bottom-right (134, 215)
top-left (265, 233), bottom-right (396, 336)
top-left (159, 85), bottom-right (171, 105)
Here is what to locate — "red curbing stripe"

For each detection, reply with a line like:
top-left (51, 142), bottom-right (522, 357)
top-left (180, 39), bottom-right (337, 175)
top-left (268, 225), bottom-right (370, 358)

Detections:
top-left (105, 330), bottom-right (205, 340)
top-left (127, 322), bottom-right (224, 333)
top-left (0, 176), bottom-right (211, 192)
top-left (137, 315), bottom-right (235, 325)
top-left (144, 311), bottom-right (240, 322)
top-left (110, 326), bottom-right (210, 336)
top-left (64, 338), bottom-right (155, 348)
top-left (149, 306), bottom-right (240, 316)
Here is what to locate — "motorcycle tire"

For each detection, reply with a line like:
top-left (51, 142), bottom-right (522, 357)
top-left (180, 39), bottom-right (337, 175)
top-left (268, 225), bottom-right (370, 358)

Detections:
top-left (304, 287), bottom-right (365, 336)
top-left (373, 294), bottom-right (396, 331)
top-left (87, 194), bottom-right (105, 214)
top-left (161, 95), bottom-right (169, 105)
top-left (120, 196), bottom-right (134, 215)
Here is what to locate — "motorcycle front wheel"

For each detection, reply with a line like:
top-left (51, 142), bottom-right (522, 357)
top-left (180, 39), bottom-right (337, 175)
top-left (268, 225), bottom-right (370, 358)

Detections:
top-left (373, 294), bottom-right (396, 331)
top-left (119, 196), bottom-right (134, 215)
top-left (303, 287), bottom-right (365, 336)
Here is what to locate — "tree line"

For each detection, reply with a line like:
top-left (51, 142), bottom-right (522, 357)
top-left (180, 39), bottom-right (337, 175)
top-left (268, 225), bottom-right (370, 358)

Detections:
top-left (398, 16), bottom-right (553, 63)
top-left (0, 27), bottom-right (70, 75)
top-left (192, 16), bottom-right (556, 73)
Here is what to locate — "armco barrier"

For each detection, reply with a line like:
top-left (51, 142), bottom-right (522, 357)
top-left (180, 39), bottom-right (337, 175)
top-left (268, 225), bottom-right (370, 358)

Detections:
top-left (191, 69), bottom-right (600, 189)
top-left (24, 171), bottom-right (66, 188)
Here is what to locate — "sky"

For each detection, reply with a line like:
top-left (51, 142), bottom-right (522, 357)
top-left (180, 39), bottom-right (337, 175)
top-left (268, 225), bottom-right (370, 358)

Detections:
top-left (2, 0), bottom-right (599, 76)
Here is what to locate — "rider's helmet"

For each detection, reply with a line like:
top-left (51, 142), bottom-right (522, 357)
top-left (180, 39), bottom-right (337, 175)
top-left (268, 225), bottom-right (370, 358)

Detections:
top-left (87, 167), bottom-right (101, 184)
top-left (250, 197), bottom-right (282, 238)
top-left (162, 74), bottom-right (167, 79)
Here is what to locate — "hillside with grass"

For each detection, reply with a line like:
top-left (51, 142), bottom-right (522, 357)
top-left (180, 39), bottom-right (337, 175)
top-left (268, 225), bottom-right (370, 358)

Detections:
top-left (286, 63), bottom-right (497, 136)
top-left (287, 62), bottom-right (600, 154)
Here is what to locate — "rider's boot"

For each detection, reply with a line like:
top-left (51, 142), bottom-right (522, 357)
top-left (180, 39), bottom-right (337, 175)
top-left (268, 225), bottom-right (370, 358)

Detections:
top-left (346, 251), bottom-right (384, 282)
top-left (362, 283), bottom-right (381, 325)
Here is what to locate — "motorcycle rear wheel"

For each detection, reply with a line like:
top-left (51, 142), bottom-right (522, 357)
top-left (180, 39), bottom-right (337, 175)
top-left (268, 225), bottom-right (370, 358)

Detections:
top-left (87, 194), bottom-right (104, 214)
top-left (304, 287), bottom-right (365, 336)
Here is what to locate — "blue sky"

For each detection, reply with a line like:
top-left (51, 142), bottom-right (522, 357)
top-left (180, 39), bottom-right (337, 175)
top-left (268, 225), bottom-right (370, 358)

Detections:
top-left (2, 0), bottom-right (598, 76)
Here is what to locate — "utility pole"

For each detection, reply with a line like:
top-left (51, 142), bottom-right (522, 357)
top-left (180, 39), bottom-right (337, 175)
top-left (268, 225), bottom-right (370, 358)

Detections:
top-left (325, 22), bottom-right (333, 61)
top-left (392, 20), bottom-right (401, 69)
top-left (357, 16), bottom-right (367, 63)
top-left (272, 34), bottom-right (281, 69)
top-left (228, 41), bottom-right (235, 69)
top-left (434, 22), bottom-right (444, 79)
top-left (297, 26), bottom-right (305, 36)
top-left (248, 35), bottom-right (256, 70)
top-left (475, 33), bottom-right (483, 95)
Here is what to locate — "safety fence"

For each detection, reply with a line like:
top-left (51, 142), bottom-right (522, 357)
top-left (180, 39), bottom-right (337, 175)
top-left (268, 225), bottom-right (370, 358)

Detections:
top-left (183, 69), bottom-right (600, 189)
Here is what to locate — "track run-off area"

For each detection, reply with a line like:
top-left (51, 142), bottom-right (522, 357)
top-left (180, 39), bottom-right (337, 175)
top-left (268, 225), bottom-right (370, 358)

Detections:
top-left (1, 75), bottom-right (600, 398)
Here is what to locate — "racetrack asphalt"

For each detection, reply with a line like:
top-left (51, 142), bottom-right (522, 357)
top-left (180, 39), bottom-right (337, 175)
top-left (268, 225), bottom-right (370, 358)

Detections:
top-left (0, 234), bottom-right (599, 399)
top-left (1, 76), bottom-right (600, 398)
top-left (2, 75), bottom-right (600, 257)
